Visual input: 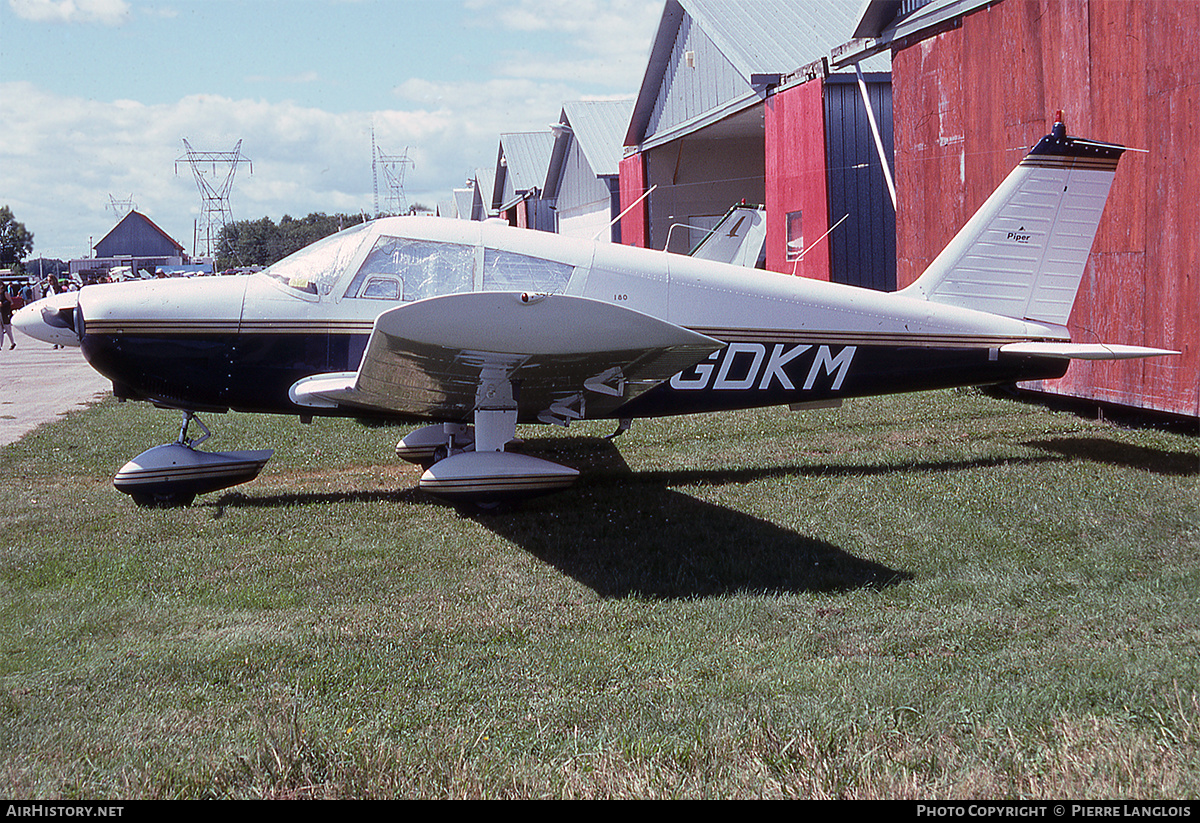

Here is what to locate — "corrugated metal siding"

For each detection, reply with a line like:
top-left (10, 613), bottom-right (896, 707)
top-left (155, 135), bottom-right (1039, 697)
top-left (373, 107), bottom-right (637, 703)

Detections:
top-left (647, 10), bottom-right (750, 139)
top-left (526, 199), bottom-right (557, 234)
top-left (889, 0), bottom-right (1198, 417)
top-left (824, 76), bottom-right (896, 291)
top-left (609, 178), bottom-right (623, 244)
top-left (557, 138), bottom-right (611, 214)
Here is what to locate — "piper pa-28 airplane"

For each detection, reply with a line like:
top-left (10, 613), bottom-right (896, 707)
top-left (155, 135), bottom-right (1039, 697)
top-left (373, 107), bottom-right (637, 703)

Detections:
top-left (16, 118), bottom-right (1176, 507)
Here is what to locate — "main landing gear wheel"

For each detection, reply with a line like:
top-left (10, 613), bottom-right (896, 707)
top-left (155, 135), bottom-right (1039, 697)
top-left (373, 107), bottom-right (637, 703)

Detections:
top-left (397, 367), bottom-right (580, 508)
top-left (395, 422), bottom-right (475, 470)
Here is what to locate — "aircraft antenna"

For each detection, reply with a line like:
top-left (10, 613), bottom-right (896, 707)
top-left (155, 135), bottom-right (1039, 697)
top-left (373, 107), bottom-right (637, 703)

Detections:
top-left (372, 126), bottom-right (379, 217)
top-left (176, 139), bottom-right (253, 259)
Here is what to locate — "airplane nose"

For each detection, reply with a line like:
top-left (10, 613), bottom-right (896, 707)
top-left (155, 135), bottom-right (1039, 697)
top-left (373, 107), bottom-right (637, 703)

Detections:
top-left (13, 293), bottom-right (82, 348)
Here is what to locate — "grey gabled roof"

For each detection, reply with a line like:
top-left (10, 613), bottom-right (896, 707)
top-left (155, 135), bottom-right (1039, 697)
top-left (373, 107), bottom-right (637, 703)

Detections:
top-left (497, 131), bottom-right (557, 194)
top-left (563, 99), bottom-right (634, 178)
top-left (684, 0), bottom-right (868, 76)
top-left (626, 0), bottom-right (889, 146)
top-left (474, 167), bottom-right (497, 214)
top-left (94, 210), bottom-right (184, 257)
top-left (545, 99), bottom-right (635, 197)
top-left (452, 187), bottom-right (474, 220)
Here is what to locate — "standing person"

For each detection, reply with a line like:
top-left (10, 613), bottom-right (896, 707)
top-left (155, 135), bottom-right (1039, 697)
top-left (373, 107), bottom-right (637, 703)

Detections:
top-left (1, 292), bottom-right (15, 350)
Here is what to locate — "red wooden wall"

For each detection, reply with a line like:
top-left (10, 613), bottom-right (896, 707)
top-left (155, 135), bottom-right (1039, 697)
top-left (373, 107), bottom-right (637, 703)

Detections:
top-left (764, 78), bottom-right (832, 280)
top-left (618, 153), bottom-right (648, 248)
top-left (891, 0), bottom-right (1198, 417)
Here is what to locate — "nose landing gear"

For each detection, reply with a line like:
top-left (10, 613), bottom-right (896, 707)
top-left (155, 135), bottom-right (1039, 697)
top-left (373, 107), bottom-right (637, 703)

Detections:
top-left (113, 411), bottom-right (274, 507)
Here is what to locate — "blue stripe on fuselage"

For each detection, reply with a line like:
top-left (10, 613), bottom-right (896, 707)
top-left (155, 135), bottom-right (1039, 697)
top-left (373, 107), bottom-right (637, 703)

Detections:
top-left (81, 331), bottom-right (1069, 419)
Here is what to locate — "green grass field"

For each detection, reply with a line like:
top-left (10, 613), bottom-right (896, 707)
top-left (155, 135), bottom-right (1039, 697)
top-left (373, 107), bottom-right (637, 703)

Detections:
top-left (0, 389), bottom-right (1197, 798)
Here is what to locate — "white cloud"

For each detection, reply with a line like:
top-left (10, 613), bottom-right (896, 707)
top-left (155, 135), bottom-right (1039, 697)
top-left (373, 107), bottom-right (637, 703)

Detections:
top-left (8, 0), bottom-right (131, 25)
top-left (0, 81), bottom-right (522, 257)
top-left (465, 0), bottom-right (659, 90)
top-left (2, 1), bottom-right (663, 258)
top-left (467, 0), bottom-right (657, 37)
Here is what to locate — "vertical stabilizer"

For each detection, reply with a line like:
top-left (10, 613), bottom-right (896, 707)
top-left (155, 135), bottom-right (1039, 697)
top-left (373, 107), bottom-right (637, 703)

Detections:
top-left (900, 116), bottom-right (1126, 325)
top-left (688, 203), bottom-right (767, 267)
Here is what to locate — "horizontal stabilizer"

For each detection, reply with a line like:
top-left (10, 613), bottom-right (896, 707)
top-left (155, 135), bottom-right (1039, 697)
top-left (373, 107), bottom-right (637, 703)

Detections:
top-left (999, 342), bottom-right (1179, 360)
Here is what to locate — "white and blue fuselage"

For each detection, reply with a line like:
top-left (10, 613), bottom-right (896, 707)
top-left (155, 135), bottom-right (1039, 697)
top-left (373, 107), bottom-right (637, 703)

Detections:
top-left (14, 121), bottom-right (1173, 505)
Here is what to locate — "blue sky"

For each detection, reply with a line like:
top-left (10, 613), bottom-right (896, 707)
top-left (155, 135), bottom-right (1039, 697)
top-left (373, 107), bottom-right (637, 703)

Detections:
top-left (1, 0), bottom-right (662, 258)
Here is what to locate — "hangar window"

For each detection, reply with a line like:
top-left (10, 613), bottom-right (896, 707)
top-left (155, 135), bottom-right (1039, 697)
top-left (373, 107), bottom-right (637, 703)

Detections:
top-left (786, 210), bottom-right (804, 262)
top-left (346, 237), bottom-right (474, 302)
top-left (482, 249), bottom-right (572, 293)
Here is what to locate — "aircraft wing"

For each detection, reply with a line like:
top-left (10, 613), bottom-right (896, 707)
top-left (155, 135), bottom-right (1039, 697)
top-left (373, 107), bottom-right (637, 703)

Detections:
top-left (289, 292), bottom-right (723, 422)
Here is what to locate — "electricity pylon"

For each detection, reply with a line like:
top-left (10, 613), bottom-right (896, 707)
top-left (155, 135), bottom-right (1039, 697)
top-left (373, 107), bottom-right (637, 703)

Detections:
top-left (372, 127), bottom-right (414, 216)
top-left (176, 139), bottom-right (252, 258)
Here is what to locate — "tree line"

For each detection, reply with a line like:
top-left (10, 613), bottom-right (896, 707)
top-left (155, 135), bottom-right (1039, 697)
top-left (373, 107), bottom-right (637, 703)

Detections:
top-left (216, 212), bottom-right (369, 271)
top-left (1, 205), bottom-right (34, 272)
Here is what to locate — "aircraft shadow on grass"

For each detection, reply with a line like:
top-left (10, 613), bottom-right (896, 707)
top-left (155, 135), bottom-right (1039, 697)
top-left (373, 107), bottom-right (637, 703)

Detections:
top-left (203, 435), bottom-right (1099, 600)
top-left (206, 432), bottom-right (1196, 600)
top-left (1025, 437), bottom-right (1199, 477)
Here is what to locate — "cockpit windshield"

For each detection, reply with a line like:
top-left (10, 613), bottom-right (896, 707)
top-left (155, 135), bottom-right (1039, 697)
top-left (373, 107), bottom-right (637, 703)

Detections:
top-left (262, 219), bottom-right (579, 303)
top-left (262, 221), bottom-right (374, 296)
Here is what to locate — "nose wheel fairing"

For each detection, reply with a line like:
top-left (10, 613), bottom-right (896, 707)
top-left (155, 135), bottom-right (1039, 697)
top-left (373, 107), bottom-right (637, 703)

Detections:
top-left (112, 412), bottom-right (273, 507)
top-left (114, 443), bottom-right (273, 507)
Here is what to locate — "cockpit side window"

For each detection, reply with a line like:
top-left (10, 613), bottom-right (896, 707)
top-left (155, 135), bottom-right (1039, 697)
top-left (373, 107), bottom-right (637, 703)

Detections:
top-left (360, 276), bottom-right (401, 301)
top-left (482, 249), bottom-right (572, 294)
top-left (346, 237), bottom-right (473, 302)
